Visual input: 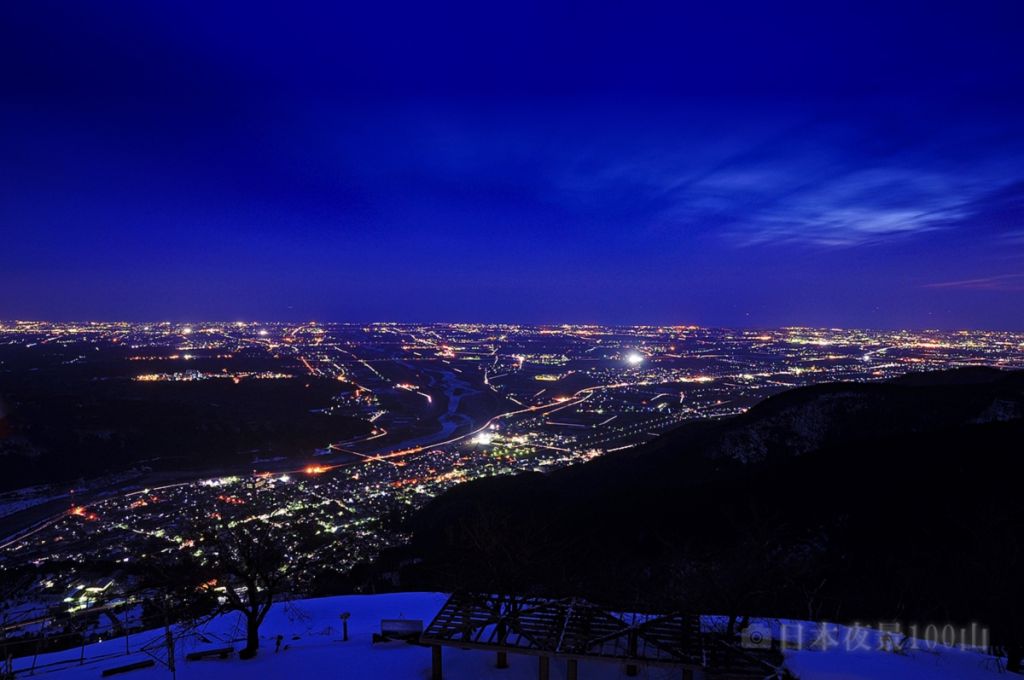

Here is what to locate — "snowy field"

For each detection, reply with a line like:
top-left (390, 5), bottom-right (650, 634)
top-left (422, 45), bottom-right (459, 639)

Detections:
top-left (10, 592), bottom-right (1011, 679)
top-left (0, 490), bottom-right (63, 520)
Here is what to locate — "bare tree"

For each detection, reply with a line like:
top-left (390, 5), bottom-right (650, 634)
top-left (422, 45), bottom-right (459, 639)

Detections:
top-left (196, 519), bottom-right (291, 659)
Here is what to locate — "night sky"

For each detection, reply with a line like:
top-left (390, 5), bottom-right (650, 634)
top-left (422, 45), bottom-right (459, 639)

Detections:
top-left (3, 1), bottom-right (1023, 329)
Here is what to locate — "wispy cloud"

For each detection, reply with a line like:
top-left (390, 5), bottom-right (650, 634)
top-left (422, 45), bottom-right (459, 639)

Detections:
top-left (923, 274), bottom-right (1024, 291)
top-left (543, 115), bottom-right (1024, 249)
top-left (675, 158), bottom-right (1010, 247)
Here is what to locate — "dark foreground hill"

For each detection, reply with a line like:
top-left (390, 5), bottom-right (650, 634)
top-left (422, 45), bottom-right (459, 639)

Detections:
top-left (406, 368), bottom-right (1024, 671)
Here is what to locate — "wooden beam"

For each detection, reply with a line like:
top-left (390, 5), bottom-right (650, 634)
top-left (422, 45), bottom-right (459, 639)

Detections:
top-left (431, 644), bottom-right (442, 680)
top-left (626, 627), bottom-right (638, 676)
top-left (538, 655), bottom-right (550, 680)
top-left (567, 658), bottom-right (579, 680)
top-left (497, 651), bottom-right (508, 668)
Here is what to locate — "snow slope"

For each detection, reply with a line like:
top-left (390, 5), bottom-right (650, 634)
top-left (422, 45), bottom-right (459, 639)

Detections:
top-left (10, 592), bottom-right (1010, 679)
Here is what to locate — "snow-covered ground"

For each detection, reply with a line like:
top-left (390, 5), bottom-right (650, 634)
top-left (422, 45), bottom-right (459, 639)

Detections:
top-left (9, 592), bottom-right (1011, 679)
top-left (0, 489), bottom-right (65, 519)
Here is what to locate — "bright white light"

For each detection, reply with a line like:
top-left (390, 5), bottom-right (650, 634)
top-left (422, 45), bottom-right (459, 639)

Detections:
top-left (625, 352), bottom-right (645, 366)
top-left (472, 432), bottom-right (494, 446)
top-left (279, 474), bottom-right (290, 483)
top-left (182, 327), bottom-right (193, 335)
top-left (259, 329), bottom-right (269, 336)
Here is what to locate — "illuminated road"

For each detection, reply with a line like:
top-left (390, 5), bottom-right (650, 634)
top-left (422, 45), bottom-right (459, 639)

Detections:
top-left (349, 380), bottom-right (622, 465)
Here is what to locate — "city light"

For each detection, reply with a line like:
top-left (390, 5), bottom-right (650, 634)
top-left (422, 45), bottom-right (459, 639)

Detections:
top-left (4, 320), bottom-right (1024, 634)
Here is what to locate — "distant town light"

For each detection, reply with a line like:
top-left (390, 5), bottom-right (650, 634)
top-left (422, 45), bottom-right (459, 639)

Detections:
top-left (625, 351), bottom-right (645, 366)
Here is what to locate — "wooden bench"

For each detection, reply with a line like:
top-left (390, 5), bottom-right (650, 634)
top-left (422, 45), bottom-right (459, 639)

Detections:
top-left (185, 646), bottom-right (234, 661)
top-left (101, 659), bottom-right (156, 676)
top-left (373, 619), bottom-right (424, 643)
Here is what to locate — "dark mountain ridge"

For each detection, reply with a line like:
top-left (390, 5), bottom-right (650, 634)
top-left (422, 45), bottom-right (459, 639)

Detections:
top-left (406, 368), bottom-right (1024, 671)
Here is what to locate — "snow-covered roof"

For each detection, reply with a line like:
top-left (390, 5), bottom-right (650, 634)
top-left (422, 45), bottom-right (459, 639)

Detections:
top-left (421, 591), bottom-right (778, 677)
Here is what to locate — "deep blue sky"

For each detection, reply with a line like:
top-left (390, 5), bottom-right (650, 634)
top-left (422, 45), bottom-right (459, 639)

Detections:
top-left (3, 1), bottom-right (1024, 329)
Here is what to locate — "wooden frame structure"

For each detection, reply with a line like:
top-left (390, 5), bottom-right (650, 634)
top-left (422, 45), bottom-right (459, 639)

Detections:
top-left (421, 592), bottom-right (783, 679)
